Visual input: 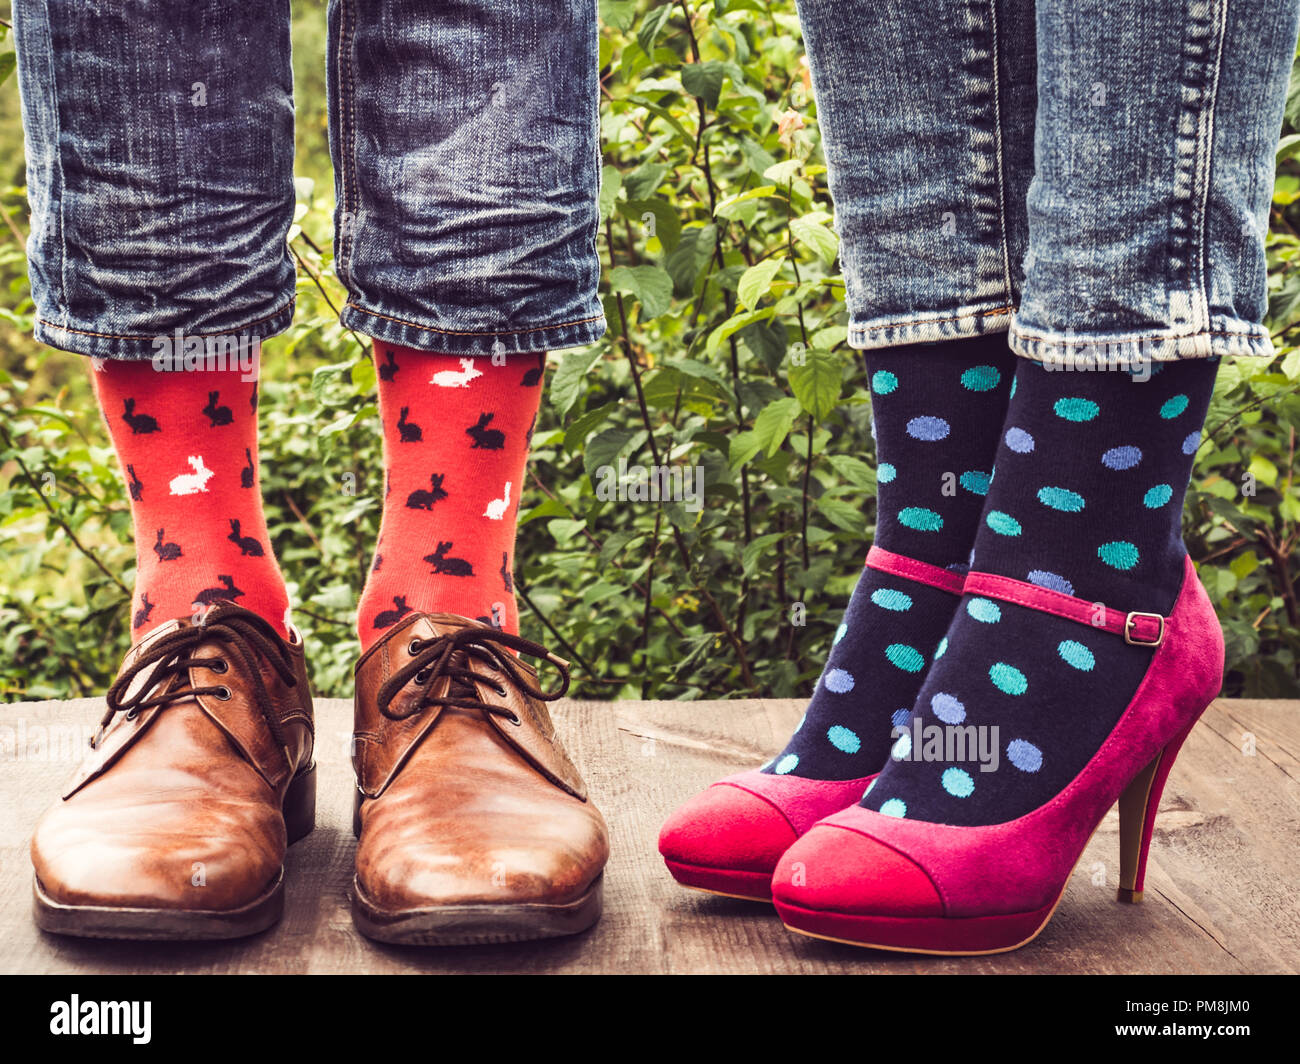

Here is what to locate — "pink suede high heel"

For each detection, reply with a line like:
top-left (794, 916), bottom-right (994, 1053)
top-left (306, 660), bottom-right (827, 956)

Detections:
top-left (658, 547), bottom-right (965, 902)
top-left (770, 555), bottom-right (1224, 952)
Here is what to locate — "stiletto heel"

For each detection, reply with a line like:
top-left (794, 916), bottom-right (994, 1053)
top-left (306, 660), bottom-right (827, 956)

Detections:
top-left (1116, 715), bottom-right (1199, 904)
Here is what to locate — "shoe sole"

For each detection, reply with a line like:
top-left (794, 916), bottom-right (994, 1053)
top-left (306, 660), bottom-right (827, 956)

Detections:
top-left (350, 874), bottom-right (604, 946)
top-left (33, 761), bottom-right (317, 941)
top-left (663, 858), bottom-right (772, 903)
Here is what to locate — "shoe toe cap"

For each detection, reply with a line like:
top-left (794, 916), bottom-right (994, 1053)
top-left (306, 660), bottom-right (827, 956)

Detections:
top-left (658, 782), bottom-right (798, 872)
top-left (772, 824), bottom-right (943, 917)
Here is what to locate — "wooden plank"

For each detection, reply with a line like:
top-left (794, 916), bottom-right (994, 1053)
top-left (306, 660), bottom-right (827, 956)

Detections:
top-left (0, 696), bottom-right (1296, 973)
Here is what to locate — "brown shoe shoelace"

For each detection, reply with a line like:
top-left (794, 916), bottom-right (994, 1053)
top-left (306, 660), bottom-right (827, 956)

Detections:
top-left (94, 612), bottom-right (299, 760)
top-left (376, 626), bottom-right (570, 725)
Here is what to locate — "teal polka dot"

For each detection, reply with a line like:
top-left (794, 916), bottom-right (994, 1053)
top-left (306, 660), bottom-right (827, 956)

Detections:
top-left (959, 470), bottom-right (991, 495)
top-left (990, 662), bottom-right (1028, 695)
top-left (891, 732), bottom-right (912, 760)
top-left (827, 725), bottom-right (861, 753)
top-left (985, 510), bottom-right (1023, 536)
top-left (941, 767), bottom-right (975, 798)
top-left (877, 462), bottom-right (897, 484)
top-left (871, 588), bottom-right (913, 611)
top-left (879, 798), bottom-right (908, 818)
top-left (1057, 639), bottom-right (1096, 671)
top-left (1160, 394), bottom-right (1190, 419)
top-left (966, 597), bottom-right (1002, 623)
top-left (774, 754), bottom-right (799, 774)
top-left (961, 365), bottom-right (1002, 392)
top-left (899, 507), bottom-right (944, 531)
top-left (1098, 541), bottom-right (1140, 570)
top-left (833, 622), bottom-right (848, 646)
top-left (1010, 376), bottom-right (1017, 398)
top-left (1037, 486), bottom-right (1086, 513)
top-left (886, 643), bottom-right (925, 673)
top-left (934, 636), bottom-right (948, 659)
top-left (1143, 484), bottom-right (1173, 508)
top-left (872, 370), bottom-right (898, 395)
top-left (1054, 397), bottom-right (1100, 422)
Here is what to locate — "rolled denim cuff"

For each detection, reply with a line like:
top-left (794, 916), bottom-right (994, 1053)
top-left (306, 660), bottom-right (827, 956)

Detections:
top-left (847, 303), bottom-right (1013, 351)
top-left (342, 303), bottom-right (606, 357)
top-left (1008, 314), bottom-right (1274, 364)
top-left (32, 298), bottom-right (297, 362)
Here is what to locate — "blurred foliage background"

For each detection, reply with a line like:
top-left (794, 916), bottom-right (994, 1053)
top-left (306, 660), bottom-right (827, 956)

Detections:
top-left (1, 1), bottom-right (1299, 702)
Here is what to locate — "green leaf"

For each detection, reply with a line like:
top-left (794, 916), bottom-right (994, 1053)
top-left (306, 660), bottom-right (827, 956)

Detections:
top-left (620, 198), bottom-right (681, 251)
top-left (550, 347), bottom-right (603, 418)
top-left (598, 0), bottom-right (637, 31)
top-left (826, 454), bottom-right (876, 490)
top-left (743, 533), bottom-right (786, 577)
top-left (681, 61), bottom-right (728, 108)
top-left (608, 264), bottom-right (674, 319)
top-left (0, 53), bottom-right (15, 89)
top-left (737, 258), bottom-right (783, 310)
top-left (788, 345), bottom-right (842, 420)
top-left (705, 307), bottom-right (775, 356)
top-left (815, 496), bottom-right (866, 533)
top-left (752, 397), bottom-right (801, 457)
top-left (598, 165), bottom-right (623, 223)
top-left (729, 429), bottom-right (763, 470)
top-left (584, 426), bottom-right (647, 480)
top-left (790, 215), bottom-right (839, 265)
top-left (636, 5), bottom-right (674, 56)
top-left (665, 224), bottom-right (716, 294)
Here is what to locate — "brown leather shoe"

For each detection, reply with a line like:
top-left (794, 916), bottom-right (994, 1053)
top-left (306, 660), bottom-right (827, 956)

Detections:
top-left (352, 614), bottom-right (607, 945)
top-left (31, 604), bottom-right (315, 940)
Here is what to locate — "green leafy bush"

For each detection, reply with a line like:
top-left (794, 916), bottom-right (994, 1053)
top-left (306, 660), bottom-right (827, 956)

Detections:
top-left (1, 3), bottom-right (1299, 701)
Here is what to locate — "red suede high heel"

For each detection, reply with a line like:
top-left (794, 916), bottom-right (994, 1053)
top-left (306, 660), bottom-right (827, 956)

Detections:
top-left (658, 547), bottom-right (965, 902)
top-left (771, 555), bottom-right (1224, 952)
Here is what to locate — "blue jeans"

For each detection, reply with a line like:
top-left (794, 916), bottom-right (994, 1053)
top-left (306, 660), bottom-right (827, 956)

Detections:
top-left (12, 0), bottom-right (605, 360)
top-left (797, 0), bottom-right (1300, 362)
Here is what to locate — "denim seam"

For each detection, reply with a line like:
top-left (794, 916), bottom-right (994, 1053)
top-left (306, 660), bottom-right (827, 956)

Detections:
top-left (336, 0), bottom-right (358, 292)
top-left (1194, 1), bottom-right (1230, 331)
top-left (986, 0), bottom-right (1015, 307)
top-left (856, 305), bottom-right (1014, 331)
top-left (1010, 323), bottom-right (1266, 346)
top-left (343, 302), bottom-right (604, 337)
top-left (33, 1), bottom-right (70, 321)
top-left (35, 297), bottom-right (296, 341)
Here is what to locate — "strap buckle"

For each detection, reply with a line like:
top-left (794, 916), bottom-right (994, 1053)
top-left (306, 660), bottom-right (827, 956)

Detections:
top-left (1124, 611), bottom-right (1165, 647)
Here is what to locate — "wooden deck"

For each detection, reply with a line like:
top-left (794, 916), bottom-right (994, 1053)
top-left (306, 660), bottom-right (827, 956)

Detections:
top-left (1, 696), bottom-right (1297, 974)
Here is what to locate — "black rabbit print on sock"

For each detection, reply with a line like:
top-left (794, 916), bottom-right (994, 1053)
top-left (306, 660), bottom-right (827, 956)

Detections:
top-left (153, 528), bottom-right (182, 561)
top-left (122, 398), bottom-right (159, 434)
top-left (127, 464), bottom-right (144, 501)
top-left (378, 348), bottom-right (400, 381)
top-left (193, 574), bottom-right (245, 606)
top-left (500, 552), bottom-right (513, 592)
top-left (424, 541), bottom-right (474, 576)
top-left (373, 594), bottom-right (411, 629)
top-left (133, 593), bottom-right (155, 630)
top-left (202, 390), bottom-right (233, 427)
top-left (405, 473), bottom-right (448, 510)
top-left (520, 353), bottom-right (545, 386)
top-left (397, 406), bottom-right (423, 442)
top-left (227, 519), bottom-right (265, 557)
top-left (466, 413), bottom-right (505, 450)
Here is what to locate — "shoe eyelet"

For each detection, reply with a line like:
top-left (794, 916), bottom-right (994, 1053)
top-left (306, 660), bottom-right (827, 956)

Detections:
top-left (407, 639), bottom-right (422, 656)
top-left (124, 709), bottom-right (139, 722)
top-left (413, 670), bottom-right (429, 686)
top-left (493, 685), bottom-right (507, 697)
top-left (214, 686), bottom-right (233, 701)
top-left (507, 713), bottom-right (522, 727)
top-left (208, 659), bottom-right (228, 674)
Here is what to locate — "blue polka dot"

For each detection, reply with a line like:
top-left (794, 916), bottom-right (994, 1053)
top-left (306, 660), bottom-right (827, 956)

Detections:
top-left (891, 708), bottom-right (912, 729)
top-left (871, 588), bottom-right (913, 611)
top-left (1143, 484), bottom-right (1173, 508)
top-left (959, 470), bottom-right (991, 495)
top-left (1098, 541), bottom-right (1140, 570)
top-left (1007, 739), bottom-right (1043, 773)
top-left (827, 725), bottom-right (861, 753)
top-left (872, 370), bottom-right (898, 394)
top-left (1181, 432), bottom-right (1200, 455)
top-left (833, 622), bottom-right (848, 645)
top-left (1037, 486), bottom-right (1086, 512)
top-left (1160, 394), bottom-right (1190, 419)
top-left (1102, 445), bottom-right (1143, 470)
top-left (774, 754), bottom-right (799, 774)
top-left (935, 636), bottom-right (948, 659)
top-left (986, 510), bottom-right (1022, 536)
top-left (1005, 427), bottom-right (1035, 453)
top-left (891, 733), bottom-right (912, 760)
top-left (898, 507), bottom-right (944, 531)
top-left (1055, 397), bottom-right (1100, 422)
top-left (1058, 639), bottom-right (1096, 671)
top-left (824, 668), bottom-right (855, 693)
top-left (931, 692), bottom-right (966, 724)
top-left (879, 798), bottom-right (907, 818)
top-left (877, 462), bottom-right (897, 484)
top-left (886, 644), bottom-right (926, 673)
top-left (1028, 569), bottom-right (1075, 595)
top-left (907, 416), bottom-right (951, 441)
top-left (961, 365), bottom-right (1002, 392)
top-left (966, 597), bottom-right (1001, 623)
top-left (989, 662), bottom-right (1028, 695)
top-left (942, 767), bottom-right (975, 798)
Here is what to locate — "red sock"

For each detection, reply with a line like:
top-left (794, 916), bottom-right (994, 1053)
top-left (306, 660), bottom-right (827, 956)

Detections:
top-left (91, 359), bottom-right (291, 639)
top-left (357, 343), bottom-right (544, 650)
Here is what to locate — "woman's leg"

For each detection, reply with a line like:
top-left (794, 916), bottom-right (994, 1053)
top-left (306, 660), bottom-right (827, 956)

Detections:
top-left (659, 0), bottom-right (1036, 900)
top-left (330, 0), bottom-right (608, 945)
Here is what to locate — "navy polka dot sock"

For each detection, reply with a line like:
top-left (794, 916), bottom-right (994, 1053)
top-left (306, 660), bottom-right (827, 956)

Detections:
top-left (763, 335), bottom-right (1017, 781)
top-left (860, 357), bottom-right (1219, 825)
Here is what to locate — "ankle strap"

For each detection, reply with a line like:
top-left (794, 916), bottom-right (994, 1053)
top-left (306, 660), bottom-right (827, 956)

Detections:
top-left (963, 570), bottom-right (1167, 647)
top-left (865, 546), bottom-right (966, 596)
